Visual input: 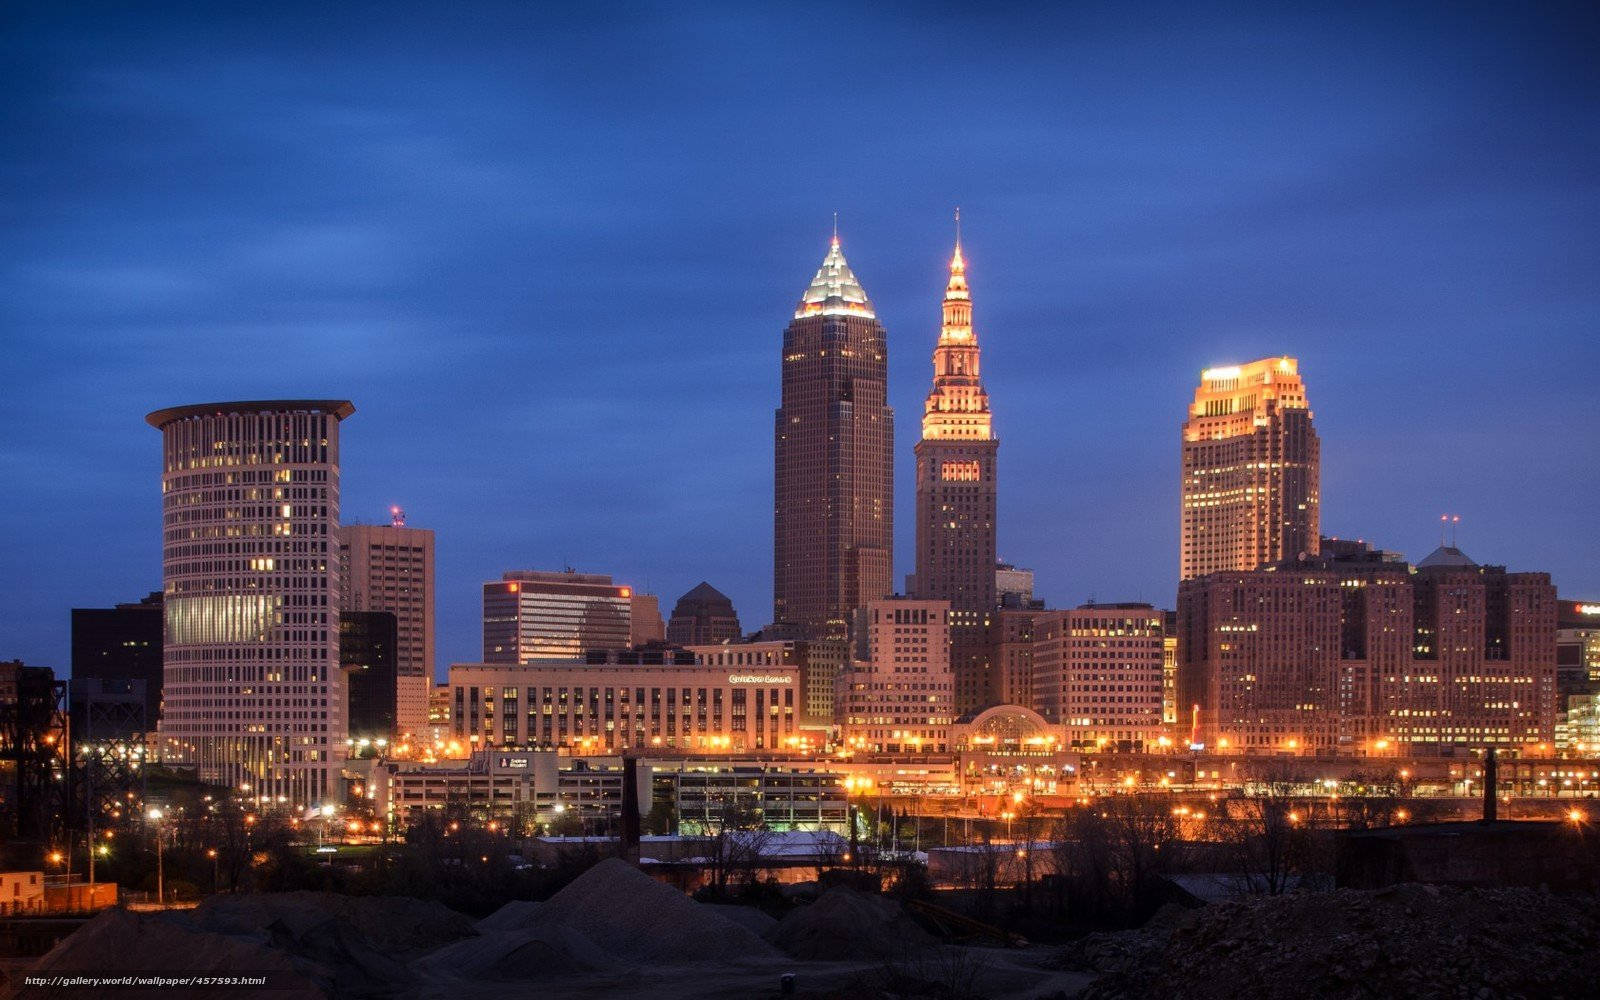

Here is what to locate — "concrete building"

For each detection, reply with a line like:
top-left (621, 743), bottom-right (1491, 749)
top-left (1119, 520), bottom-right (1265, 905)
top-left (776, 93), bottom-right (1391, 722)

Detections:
top-left (666, 762), bottom-right (848, 834)
top-left (69, 592), bottom-right (162, 736)
top-left (995, 563), bottom-right (1038, 609)
top-left (908, 229), bottom-right (998, 715)
top-left (448, 657), bottom-right (804, 753)
top-left (836, 599), bottom-right (955, 753)
top-left (339, 515), bottom-right (435, 738)
top-left (630, 593), bottom-right (665, 646)
top-left (1178, 542), bottom-right (1558, 755)
top-left (1181, 357), bottom-right (1320, 580)
top-left (1032, 604), bottom-right (1168, 751)
top-left (483, 570), bottom-right (644, 662)
top-left (665, 582), bottom-right (742, 646)
top-left (773, 235), bottom-right (894, 640)
top-left (685, 639), bottom-right (828, 735)
top-left (146, 399), bottom-right (353, 806)
top-left (988, 608), bottom-right (1039, 709)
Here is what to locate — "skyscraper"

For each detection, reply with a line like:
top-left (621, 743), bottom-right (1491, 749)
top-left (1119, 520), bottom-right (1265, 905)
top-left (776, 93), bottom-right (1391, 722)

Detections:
top-left (1180, 357), bottom-right (1320, 580)
top-left (147, 399), bottom-right (353, 806)
top-left (773, 234), bottom-right (894, 640)
top-left (339, 512), bottom-right (435, 738)
top-left (909, 226), bottom-right (998, 712)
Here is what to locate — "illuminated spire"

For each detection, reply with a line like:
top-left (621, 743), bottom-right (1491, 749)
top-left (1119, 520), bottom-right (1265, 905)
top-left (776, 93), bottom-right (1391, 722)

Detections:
top-left (795, 230), bottom-right (875, 320)
top-left (922, 217), bottom-right (991, 440)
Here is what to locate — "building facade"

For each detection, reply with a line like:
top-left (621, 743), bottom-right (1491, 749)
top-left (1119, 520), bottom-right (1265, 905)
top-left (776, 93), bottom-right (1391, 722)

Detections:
top-left (835, 599), bottom-right (955, 753)
top-left (665, 582), bottom-right (742, 646)
top-left (483, 570), bottom-right (641, 662)
top-left (773, 236), bottom-right (894, 640)
top-left (1178, 544), bottom-right (1558, 755)
top-left (146, 399), bottom-right (353, 806)
top-left (339, 517), bottom-right (435, 738)
top-left (69, 592), bottom-right (163, 736)
top-left (909, 231), bottom-right (999, 716)
top-left (1031, 604), bottom-right (1168, 751)
top-left (448, 658), bottom-right (803, 753)
top-left (341, 610), bottom-right (398, 741)
top-left (687, 637), bottom-right (847, 732)
top-left (1181, 357), bottom-right (1320, 580)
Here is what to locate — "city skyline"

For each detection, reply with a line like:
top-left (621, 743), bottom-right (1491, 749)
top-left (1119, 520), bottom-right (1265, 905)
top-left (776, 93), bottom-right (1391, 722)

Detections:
top-left (4, 3), bottom-right (1598, 678)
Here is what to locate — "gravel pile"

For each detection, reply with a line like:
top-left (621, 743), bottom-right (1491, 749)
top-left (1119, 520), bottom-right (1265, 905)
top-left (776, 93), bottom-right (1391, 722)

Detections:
top-left (528, 858), bottom-right (781, 965)
top-left (1072, 884), bottom-right (1600, 1000)
top-left (23, 908), bottom-right (323, 999)
top-left (770, 886), bottom-right (935, 961)
top-left (474, 899), bottom-right (544, 934)
top-left (194, 892), bottom-right (477, 960)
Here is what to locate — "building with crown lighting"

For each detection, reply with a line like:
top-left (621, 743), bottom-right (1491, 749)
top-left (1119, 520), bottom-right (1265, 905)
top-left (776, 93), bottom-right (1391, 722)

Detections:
top-left (146, 399), bottom-right (353, 806)
top-left (909, 228), bottom-right (999, 714)
top-left (1181, 357), bottom-right (1320, 580)
top-left (773, 235), bottom-right (894, 641)
top-left (339, 515), bottom-right (435, 737)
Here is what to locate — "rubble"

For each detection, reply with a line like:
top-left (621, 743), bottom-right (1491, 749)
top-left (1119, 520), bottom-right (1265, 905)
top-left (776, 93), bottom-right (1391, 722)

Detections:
top-left (1073, 884), bottom-right (1600, 1000)
top-left (770, 886), bottom-right (936, 961)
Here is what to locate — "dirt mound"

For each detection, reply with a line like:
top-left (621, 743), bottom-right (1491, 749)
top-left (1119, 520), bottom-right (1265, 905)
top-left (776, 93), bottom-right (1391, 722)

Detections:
top-left (529, 858), bottom-right (781, 965)
top-left (703, 903), bottom-right (779, 937)
top-left (770, 886), bottom-right (936, 961)
top-left (195, 892), bottom-right (476, 959)
top-left (1077, 884), bottom-right (1600, 1000)
top-left (412, 923), bottom-right (612, 982)
top-left (474, 899), bottom-right (543, 935)
top-left (24, 908), bottom-right (323, 1000)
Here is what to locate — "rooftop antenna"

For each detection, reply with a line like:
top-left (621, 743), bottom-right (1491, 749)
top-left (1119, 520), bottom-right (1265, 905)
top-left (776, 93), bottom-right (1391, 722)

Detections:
top-left (1451, 514), bottom-right (1461, 548)
top-left (954, 205), bottom-right (961, 247)
top-left (390, 505), bottom-right (406, 528)
top-left (832, 211), bottom-right (839, 245)
top-left (1440, 513), bottom-right (1448, 548)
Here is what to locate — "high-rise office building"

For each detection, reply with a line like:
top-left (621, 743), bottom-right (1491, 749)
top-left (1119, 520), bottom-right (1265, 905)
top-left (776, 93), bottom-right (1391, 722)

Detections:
top-left (146, 399), bottom-right (353, 806)
top-left (1032, 603), bottom-right (1168, 751)
top-left (835, 599), bottom-right (955, 753)
top-left (995, 563), bottom-right (1037, 609)
top-left (909, 228), bottom-right (999, 714)
top-left (339, 513), bottom-right (434, 738)
top-left (341, 610), bottom-right (398, 742)
top-left (1177, 542), bottom-right (1557, 754)
top-left (665, 582), bottom-right (742, 646)
top-left (1180, 357), bottom-right (1320, 580)
top-left (773, 234), bottom-right (894, 639)
top-left (483, 570), bottom-right (641, 661)
top-left (70, 592), bottom-right (163, 733)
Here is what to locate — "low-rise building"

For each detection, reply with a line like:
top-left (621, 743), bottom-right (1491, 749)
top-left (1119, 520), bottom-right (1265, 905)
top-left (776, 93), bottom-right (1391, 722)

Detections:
top-left (449, 656), bottom-right (804, 753)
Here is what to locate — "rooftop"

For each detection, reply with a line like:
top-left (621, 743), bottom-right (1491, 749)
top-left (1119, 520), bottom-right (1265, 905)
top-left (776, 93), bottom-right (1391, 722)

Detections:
top-left (145, 399), bottom-right (355, 428)
top-left (794, 238), bottom-right (875, 320)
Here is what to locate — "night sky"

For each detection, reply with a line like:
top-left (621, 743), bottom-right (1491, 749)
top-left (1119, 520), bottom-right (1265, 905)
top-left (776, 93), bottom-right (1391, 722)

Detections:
top-left (3, 2), bottom-right (1597, 679)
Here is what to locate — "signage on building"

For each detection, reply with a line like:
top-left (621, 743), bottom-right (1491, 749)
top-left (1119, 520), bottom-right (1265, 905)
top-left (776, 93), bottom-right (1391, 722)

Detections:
top-left (728, 674), bottom-right (793, 685)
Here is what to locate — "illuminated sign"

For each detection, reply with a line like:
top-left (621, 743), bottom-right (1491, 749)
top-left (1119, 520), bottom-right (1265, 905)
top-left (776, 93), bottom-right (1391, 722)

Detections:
top-left (728, 674), bottom-right (794, 685)
top-left (1578, 604), bottom-right (1600, 617)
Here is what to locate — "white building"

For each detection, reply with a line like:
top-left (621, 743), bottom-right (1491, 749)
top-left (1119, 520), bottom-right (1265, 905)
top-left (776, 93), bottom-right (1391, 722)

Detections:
top-left (147, 399), bottom-right (353, 807)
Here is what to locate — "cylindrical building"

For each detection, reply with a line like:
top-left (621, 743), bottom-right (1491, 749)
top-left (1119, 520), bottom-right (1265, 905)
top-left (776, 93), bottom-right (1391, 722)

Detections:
top-left (146, 399), bottom-right (355, 807)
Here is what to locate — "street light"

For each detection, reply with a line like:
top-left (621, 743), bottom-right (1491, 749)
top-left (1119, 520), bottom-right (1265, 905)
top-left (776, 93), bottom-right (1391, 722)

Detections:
top-left (147, 808), bottom-right (165, 907)
top-left (207, 848), bottom-right (219, 893)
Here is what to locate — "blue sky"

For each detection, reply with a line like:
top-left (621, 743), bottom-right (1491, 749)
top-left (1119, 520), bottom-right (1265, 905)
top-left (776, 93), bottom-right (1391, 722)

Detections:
top-left (2, 2), bottom-right (1597, 677)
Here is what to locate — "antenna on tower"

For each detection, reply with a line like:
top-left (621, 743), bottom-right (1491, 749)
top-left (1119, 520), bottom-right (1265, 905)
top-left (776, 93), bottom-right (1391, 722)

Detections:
top-left (1440, 513), bottom-right (1448, 547)
top-left (390, 505), bottom-right (406, 527)
top-left (832, 211), bottom-right (839, 244)
top-left (954, 206), bottom-right (961, 247)
top-left (1451, 514), bottom-right (1461, 547)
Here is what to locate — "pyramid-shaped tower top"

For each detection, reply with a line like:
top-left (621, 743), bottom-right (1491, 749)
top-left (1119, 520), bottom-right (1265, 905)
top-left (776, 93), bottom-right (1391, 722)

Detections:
top-left (795, 236), bottom-right (876, 320)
